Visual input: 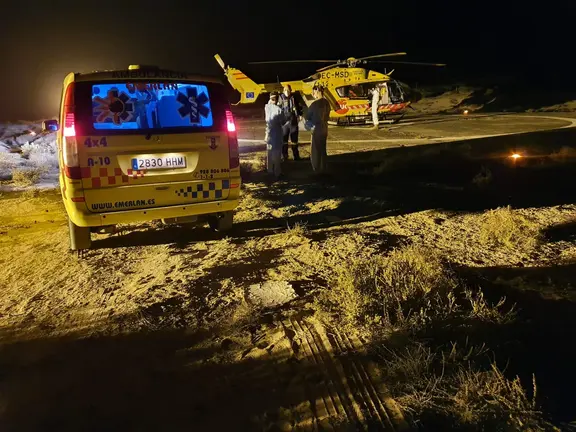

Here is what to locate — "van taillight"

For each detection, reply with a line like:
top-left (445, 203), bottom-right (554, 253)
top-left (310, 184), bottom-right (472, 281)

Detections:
top-left (226, 110), bottom-right (236, 133)
top-left (63, 112), bottom-right (76, 137)
top-left (226, 110), bottom-right (239, 169)
top-left (62, 83), bottom-right (81, 179)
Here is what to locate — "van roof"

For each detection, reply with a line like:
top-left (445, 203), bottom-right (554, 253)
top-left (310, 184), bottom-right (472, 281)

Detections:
top-left (73, 68), bottom-right (224, 85)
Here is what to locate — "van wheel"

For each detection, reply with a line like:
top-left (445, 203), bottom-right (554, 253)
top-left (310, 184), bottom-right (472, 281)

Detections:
top-left (208, 211), bottom-right (233, 232)
top-left (68, 219), bottom-right (92, 251)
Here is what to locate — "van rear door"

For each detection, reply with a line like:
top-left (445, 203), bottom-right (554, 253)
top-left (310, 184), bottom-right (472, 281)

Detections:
top-left (74, 80), bottom-right (234, 213)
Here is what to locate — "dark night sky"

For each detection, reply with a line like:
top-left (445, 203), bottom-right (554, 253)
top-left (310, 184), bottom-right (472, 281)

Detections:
top-left (1, 0), bottom-right (574, 121)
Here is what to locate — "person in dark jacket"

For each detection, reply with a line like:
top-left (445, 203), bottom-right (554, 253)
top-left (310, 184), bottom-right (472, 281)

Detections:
top-left (278, 84), bottom-right (303, 161)
top-left (304, 84), bottom-right (331, 174)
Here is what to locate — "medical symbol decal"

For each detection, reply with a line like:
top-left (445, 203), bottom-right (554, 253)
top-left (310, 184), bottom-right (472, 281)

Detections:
top-left (94, 89), bottom-right (135, 125)
top-left (176, 87), bottom-right (210, 124)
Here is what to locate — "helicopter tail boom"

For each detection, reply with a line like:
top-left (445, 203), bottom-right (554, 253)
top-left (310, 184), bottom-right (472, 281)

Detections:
top-left (214, 54), bottom-right (267, 104)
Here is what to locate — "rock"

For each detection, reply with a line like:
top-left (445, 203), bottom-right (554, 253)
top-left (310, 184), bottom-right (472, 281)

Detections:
top-left (246, 281), bottom-right (297, 308)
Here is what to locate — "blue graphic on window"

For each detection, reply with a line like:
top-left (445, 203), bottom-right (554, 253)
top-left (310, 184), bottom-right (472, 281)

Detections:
top-left (92, 83), bottom-right (213, 130)
top-left (246, 92), bottom-right (255, 99)
top-left (176, 87), bottom-right (210, 124)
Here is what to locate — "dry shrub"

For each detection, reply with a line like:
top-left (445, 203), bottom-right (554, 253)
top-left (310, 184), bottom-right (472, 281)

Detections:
top-left (472, 166), bottom-right (493, 188)
top-left (313, 242), bottom-right (544, 429)
top-left (315, 244), bottom-right (458, 335)
top-left (308, 236), bottom-right (545, 429)
top-left (312, 241), bottom-right (516, 336)
top-left (370, 146), bottom-right (457, 176)
top-left (11, 166), bottom-right (45, 187)
top-left (479, 206), bottom-right (540, 249)
top-left (284, 221), bottom-right (308, 240)
top-left (464, 289), bottom-right (516, 324)
top-left (259, 222), bottom-right (310, 250)
top-left (240, 160), bottom-right (255, 176)
top-left (235, 190), bottom-right (274, 222)
top-left (382, 343), bottom-right (553, 431)
top-left (548, 146), bottom-right (576, 163)
top-left (239, 155), bottom-right (266, 180)
top-left (21, 187), bottom-right (41, 199)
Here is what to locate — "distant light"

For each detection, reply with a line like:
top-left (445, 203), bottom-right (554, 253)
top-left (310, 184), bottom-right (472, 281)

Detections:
top-left (463, 109), bottom-right (469, 115)
top-left (510, 153), bottom-right (522, 159)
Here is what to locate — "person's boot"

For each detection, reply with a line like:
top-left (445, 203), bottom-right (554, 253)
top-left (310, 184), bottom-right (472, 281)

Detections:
top-left (292, 145), bottom-right (301, 161)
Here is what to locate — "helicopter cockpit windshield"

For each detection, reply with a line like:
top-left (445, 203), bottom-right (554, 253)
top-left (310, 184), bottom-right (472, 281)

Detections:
top-left (387, 81), bottom-right (404, 103)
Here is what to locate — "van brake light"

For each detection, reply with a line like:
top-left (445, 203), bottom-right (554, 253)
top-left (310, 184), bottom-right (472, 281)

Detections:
top-left (226, 110), bottom-right (236, 133)
top-left (226, 110), bottom-right (239, 169)
top-left (63, 112), bottom-right (76, 137)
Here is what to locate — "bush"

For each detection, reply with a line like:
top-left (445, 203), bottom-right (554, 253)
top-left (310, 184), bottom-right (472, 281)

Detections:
top-left (11, 167), bottom-right (45, 187)
top-left (312, 242), bottom-right (550, 430)
top-left (479, 206), bottom-right (541, 249)
top-left (472, 166), bottom-right (493, 188)
top-left (316, 244), bottom-right (458, 336)
top-left (20, 140), bottom-right (58, 170)
top-left (381, 344), bottom-right (553, 431)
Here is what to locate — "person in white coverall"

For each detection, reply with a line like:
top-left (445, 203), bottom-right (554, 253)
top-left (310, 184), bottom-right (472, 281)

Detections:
top-left (304, 85), bottom-right (331, 174)
top-left (264, 92), bottom-right (286, 179)
top-left (371, 84), bottom-right (380, 130)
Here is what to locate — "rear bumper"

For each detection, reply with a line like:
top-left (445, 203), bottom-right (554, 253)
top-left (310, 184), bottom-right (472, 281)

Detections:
top-left (68, 199), bottom-right (239, 227)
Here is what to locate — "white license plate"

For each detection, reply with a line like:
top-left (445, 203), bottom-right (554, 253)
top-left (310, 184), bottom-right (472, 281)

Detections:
top-left (131, 155), bottom-right (186, 170)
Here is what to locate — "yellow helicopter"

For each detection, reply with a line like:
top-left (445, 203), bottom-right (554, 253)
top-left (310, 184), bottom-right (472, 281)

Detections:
top-left (214, 53), bottom-right (445, 125)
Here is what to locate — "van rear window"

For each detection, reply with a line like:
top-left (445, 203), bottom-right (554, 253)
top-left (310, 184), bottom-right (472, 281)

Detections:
top-left (91, 82), bottom-right (214, 130)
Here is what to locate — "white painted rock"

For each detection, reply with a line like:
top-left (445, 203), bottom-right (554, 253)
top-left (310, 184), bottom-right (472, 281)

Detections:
top-left (246, 281), bottom-right (296, 308)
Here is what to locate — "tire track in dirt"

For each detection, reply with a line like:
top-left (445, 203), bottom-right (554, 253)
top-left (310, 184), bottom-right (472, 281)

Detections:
top-left (260, 317), bottom-right (412, 431)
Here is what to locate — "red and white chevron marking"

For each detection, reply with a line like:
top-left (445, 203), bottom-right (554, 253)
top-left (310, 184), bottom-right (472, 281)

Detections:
top-left (336, 100), bottom-right (408, 114)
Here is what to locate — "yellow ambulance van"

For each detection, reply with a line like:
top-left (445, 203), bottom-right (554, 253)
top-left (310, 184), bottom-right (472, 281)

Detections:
top-left (43, 65), bottom-right (241, 251)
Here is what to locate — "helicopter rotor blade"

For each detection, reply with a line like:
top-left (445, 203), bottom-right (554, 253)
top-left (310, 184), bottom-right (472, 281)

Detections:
top-left (315, 62), bottom-right (347, 72)
top-left (370, 60), bottom-right (446, 67)
top-left (357, 52), bottom-right (407, 61)
top-left (248, 59), bottom-right (338, 64)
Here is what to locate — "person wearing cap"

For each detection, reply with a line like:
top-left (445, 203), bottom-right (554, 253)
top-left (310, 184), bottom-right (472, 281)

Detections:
top-left (264, 91), bottom-right (286, 179)
top-left (278, 84), bottom-right (303, 161)
top-left (304, 85), bottom-right (331, 174)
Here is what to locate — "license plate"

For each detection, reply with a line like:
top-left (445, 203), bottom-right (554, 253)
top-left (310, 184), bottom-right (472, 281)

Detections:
top-left (131, 155), bottom-right (186, 170)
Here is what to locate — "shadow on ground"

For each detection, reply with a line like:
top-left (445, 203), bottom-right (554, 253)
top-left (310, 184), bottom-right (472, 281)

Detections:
top-left (245, 126), bottom-right (576, 215)
top-left (0, 325), bottom-right (295, 431)
top-left (0, 314), bottom-right (397, 432)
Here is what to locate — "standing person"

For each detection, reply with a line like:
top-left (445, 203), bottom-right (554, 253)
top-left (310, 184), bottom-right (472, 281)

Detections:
top-left (370, 84), bottom-right (380, 130)
top-left (304, 85), bottom-right (331, 174)
top-left (379, 82), bottom-right (390, 106)
top-left (264, 92), bottom-right (286, 180)
top-left (278, 84), bottom-right (302, 161)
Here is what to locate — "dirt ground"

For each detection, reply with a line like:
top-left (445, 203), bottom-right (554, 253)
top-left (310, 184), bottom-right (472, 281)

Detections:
top-left (1, 116), bottom-right (576, 431)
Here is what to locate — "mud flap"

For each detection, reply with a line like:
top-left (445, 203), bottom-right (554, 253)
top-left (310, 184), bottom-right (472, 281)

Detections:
top-left (68, 218), bottom-right (91, 251)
